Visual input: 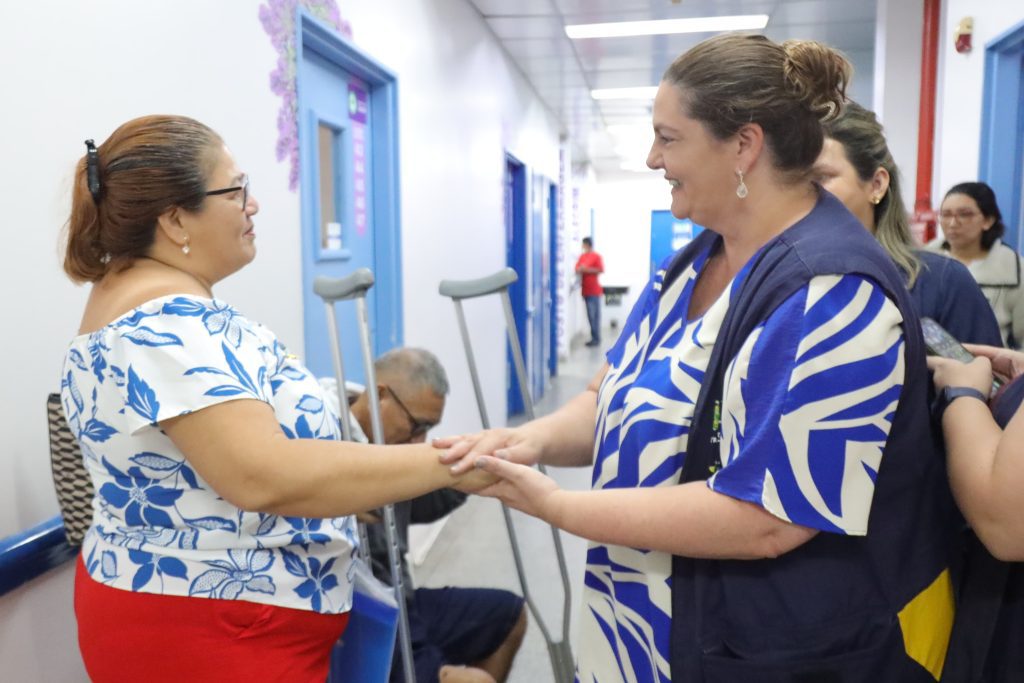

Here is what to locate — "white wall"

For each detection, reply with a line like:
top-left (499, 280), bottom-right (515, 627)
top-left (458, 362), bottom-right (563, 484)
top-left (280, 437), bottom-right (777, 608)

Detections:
top-left (874, 0), bottom-right (923, 212)
top-left (935, 1), bottom-right (1024, 204)
top-left (871, 0), bottom-right (1024, 226)
top-left (0, 0), bottom-right (564, 678)
top-left (845, 48), bottom-right (876, 114)
top-left (590, 173), bottom-right (672, 329)
top-left (0, 565), bottom-right (82, 681)
top-left (342, 0), bottom-right (561, 438)
top-left (0, 0), bottom-right (294, 541)
top-left (563, 164), bottom-right (598, 348)
top-left (555, 148), bottom-right (576, 359)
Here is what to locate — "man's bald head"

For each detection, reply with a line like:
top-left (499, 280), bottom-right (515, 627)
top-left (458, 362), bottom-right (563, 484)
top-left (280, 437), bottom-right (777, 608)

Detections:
top-left (352, 348), bottom-right (449, 445)
top-left (374, 347), bottom-right (449, 398)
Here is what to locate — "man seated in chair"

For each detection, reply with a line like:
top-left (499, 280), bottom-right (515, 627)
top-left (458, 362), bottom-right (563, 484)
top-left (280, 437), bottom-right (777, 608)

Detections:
top-left (345, 348), bottom-right (528, 683)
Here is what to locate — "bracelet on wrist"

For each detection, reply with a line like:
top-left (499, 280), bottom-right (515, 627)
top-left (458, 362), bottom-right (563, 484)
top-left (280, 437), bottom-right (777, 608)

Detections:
top-left (931, 386), bottom-right (988, 423)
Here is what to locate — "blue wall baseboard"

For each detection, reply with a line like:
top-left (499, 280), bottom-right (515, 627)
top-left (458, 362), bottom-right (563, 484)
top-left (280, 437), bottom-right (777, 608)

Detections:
top-left (0, 516), bottom-right (77, 596)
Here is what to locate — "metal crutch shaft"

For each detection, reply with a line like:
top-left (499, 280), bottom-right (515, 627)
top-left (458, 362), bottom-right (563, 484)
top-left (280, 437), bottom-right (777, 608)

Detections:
top-left (450, 299), bottom-right (558, 647)
top-left (498, 288), bottom-right (576, 681)
top-left (313, 269), bottom-right (416, 683)
top-left (439, 268), bottom-right (576, 683)
top-left (321, 298), bottom-right (372, 565)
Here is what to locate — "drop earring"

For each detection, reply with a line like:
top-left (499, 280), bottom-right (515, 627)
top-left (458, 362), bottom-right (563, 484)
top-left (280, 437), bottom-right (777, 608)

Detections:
top-left (182, 235), bottom-right (191, 255)
top-left (735, 170), bottom-right (748, 199)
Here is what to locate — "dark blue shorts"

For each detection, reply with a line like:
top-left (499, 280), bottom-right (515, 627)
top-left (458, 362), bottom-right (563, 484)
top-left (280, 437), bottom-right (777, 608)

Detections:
top-left (390, 586), bottom-right (525, 683)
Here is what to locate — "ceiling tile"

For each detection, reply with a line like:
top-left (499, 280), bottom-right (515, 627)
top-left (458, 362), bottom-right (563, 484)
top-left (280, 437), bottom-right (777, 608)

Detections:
top-left (468, 0), bottom-right (877, 176)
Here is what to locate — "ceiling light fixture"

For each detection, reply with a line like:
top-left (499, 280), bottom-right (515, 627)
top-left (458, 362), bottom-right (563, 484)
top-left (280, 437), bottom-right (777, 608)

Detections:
top-left (591, 86), bottom-right (659, 100)
top-left (566, 14), bottom-right (769, 40)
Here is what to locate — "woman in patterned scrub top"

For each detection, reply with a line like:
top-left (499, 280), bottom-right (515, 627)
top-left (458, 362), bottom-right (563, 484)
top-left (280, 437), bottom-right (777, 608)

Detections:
top-left (443, 35), bottom-right (955, 683)
top-left (61, 116), bottom-right (492, 682)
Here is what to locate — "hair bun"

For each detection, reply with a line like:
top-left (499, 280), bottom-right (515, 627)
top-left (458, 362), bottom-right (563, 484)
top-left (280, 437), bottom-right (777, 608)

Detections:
top-left (781, 40), bottom-right (850, 122)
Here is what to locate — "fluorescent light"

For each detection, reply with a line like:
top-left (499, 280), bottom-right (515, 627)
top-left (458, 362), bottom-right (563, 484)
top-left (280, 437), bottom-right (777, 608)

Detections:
top-left (591, 86), bottom-right (658, 100)
top-left (566, 15), bottom-right (769, 40)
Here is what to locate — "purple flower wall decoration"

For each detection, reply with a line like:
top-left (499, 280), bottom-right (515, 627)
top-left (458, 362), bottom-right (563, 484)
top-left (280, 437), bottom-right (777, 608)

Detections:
top-left (259, 0), bottom-right (353, 190)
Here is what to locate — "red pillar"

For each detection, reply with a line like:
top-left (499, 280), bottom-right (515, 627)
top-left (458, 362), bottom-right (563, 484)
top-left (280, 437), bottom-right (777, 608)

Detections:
top-left (911, 0), bottom-right (942, 244)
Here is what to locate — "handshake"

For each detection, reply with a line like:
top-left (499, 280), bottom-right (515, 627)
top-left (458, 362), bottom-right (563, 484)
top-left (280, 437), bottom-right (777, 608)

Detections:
top-left (435, 428), bottom-right (563, 522)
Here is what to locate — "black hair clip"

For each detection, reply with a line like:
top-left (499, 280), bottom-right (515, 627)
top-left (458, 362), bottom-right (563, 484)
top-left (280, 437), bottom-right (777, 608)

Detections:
top-left (84, 139), bottom-right (101, 203)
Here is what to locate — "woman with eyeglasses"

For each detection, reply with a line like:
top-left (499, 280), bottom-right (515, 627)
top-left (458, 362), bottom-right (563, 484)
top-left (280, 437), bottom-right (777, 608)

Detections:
top-left (815, 101), bottom-right (1002, 346)
top-left (926, 182), bottom-right (1024, 348)
top-left (60, 115), bottom-right (494, 682)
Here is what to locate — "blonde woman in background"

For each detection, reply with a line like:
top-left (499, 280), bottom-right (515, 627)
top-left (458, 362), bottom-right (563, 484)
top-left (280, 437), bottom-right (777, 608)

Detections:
top-left (816, 100), bottom-right (1001, 345)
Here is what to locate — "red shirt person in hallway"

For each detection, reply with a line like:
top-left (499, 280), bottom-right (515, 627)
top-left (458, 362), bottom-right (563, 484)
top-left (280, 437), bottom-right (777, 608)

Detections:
top-left (575, 237), bottom-right (604, 347)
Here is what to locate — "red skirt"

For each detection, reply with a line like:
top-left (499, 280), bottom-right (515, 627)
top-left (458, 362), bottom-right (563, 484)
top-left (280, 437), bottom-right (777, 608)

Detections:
top-left (74, 555), bottom-right (349, 682)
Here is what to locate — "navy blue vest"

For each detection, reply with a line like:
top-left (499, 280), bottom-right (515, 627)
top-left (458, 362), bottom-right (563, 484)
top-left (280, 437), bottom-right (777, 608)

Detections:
top-left (668, 192), bottom-right (954, 682)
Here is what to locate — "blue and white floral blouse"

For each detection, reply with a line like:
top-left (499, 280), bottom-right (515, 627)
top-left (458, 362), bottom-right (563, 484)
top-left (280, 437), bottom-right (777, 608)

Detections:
top-left (60, 295), bottom-right (358, 614)
top-left (577, 247), bottom-right (906, 682)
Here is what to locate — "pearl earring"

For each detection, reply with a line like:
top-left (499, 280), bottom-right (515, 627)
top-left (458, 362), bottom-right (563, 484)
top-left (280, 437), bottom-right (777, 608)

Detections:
top-left (735, 170), bottom-right (748, 199)
top-left (182, 236), bottom-right (191, 255)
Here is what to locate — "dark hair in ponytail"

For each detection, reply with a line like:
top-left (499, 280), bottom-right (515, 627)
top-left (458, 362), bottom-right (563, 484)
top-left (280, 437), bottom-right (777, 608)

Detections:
top-left (63, 115), bottom-right (222, 283)
top-left (663, 33), bottom-right (850, 182)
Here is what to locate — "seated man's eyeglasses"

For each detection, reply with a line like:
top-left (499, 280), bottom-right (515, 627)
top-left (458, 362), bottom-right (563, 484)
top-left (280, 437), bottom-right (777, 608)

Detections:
top-left (385, 386), bottom-right (437, 439)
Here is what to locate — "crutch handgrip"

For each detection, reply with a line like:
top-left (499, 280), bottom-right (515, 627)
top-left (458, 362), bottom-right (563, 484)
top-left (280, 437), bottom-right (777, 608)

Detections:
top-left (438, 268), bottom-right (517, 300)
top-left (313, 268), bottom-right (375, 302)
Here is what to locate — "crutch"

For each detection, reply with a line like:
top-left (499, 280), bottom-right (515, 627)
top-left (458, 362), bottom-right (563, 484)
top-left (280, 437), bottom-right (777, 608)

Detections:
top-left (438, 268), bottom-right (576, 683)
top-left (314, 268), bottom-right (416, 683)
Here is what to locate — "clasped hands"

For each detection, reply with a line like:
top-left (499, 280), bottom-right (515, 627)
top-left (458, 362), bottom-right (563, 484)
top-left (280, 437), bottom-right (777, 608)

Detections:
top-left (434, 428), bottom-right (567, 523)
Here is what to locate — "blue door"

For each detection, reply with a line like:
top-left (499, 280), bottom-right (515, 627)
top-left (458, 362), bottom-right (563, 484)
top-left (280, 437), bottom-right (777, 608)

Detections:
top-left (297, 14), bottom-right (402, 384)
top-left (505, 156), bottom-right (528, 416)
top-left (979, 19), bottom-right (1024, 247)
top-left (548, 181), bottom-right (558, 378)
top-left (505, 157), bottom-right (551, 416)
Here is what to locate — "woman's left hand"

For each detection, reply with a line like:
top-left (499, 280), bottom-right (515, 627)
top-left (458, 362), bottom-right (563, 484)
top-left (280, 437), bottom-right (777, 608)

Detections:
top-left (927, 355), bottom-right (993, 395)
top-left (473, 456), bottom-right (565, 523)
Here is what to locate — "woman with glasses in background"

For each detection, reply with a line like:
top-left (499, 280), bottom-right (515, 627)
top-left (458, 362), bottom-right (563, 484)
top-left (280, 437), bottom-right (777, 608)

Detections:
top-left (61, 115), bottom-right (493, 682)
top-left (927, 182), bottom-right (1024, 348)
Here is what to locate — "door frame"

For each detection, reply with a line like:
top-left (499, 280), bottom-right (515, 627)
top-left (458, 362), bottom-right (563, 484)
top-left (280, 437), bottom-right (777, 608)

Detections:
top-left (296, 10), bottom-right (403, 358)
top-left (978, 18), bottom-right (1024, 249)
top-left (505, 154), bottom-right (528, 416)
top-left (548, 180), bottom-right (559, 378)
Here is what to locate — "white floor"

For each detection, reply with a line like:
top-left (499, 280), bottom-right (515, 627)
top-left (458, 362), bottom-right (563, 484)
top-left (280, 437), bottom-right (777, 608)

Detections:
top-left (412, 339), bottom-right (608, 682)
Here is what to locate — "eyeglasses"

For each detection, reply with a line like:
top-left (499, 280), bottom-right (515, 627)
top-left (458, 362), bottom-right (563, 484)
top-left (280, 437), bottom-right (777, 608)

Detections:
top-left (385, 386), bottom-right (437, 439)
top-left (939, 209), bottom-right (981, 223)
top-left (205, 176), bottom-right (250, 210)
